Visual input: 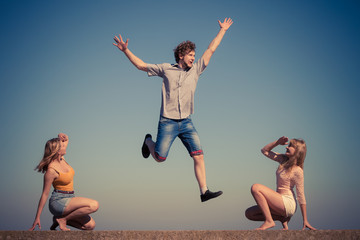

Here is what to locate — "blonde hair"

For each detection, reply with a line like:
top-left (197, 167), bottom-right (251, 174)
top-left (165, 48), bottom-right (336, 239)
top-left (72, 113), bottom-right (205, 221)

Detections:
top-left (35, 138), bottom-right (60, 173)
top-left (281, 138), bottom-right (307, 171)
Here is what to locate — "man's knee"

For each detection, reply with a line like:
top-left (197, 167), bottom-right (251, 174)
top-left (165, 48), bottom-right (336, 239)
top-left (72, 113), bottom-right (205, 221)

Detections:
top-left (190, 150), bottom-right (204, 159)
top-left (192, 154), bottom-right (204, 166)
top-left (191, 151), bottom-right (204, 163)
top-left (155, 152), bottom-right (166, 162)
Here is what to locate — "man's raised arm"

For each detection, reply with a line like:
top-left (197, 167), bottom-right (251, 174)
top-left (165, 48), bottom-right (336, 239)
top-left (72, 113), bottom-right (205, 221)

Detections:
top-left (113, 34), bottom-right (148, 72)
top-left (202, 18), bottom-right (233, 67)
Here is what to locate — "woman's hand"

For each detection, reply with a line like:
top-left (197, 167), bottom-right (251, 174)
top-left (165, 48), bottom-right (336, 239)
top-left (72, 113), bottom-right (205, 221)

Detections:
top-left (58, 133), bottom-right (68, 142)
top-left (58, 133), bottom-right (69, 156)
top-left (303, 220), bottom-right (316, 230)
top-left (277, 136), bottom-right (289, 146)
top-left (29, 218), bottom-right (41, 231)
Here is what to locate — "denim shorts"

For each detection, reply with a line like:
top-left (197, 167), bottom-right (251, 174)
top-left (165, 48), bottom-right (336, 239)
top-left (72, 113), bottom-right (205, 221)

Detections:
top-left (155, 116), bottom-right (203, 161)
top-left (49, 191), bottom-right (75, 217)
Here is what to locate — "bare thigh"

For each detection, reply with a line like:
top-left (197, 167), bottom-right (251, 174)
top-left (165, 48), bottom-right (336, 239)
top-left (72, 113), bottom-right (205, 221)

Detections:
top-left (63, 197), bottom-right (98, 215)
top-left (252, 183), bottom-right (286, 216)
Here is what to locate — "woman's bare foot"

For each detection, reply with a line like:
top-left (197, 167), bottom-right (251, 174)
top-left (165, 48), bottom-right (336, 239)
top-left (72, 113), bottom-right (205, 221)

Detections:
top-left (56, 217), bottom-right (70, 231)
top-left (50, 217), bottom-right (58, 230)
top-left (281, 216), bottom-right (291, 230)
top-left (281, 221), bottom-right (288, 230)
top-left (255, 220), bottom-right (275, 230)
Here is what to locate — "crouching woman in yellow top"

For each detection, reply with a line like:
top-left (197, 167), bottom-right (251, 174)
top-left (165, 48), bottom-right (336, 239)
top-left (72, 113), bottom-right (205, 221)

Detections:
top-left (29, 133), bottom-right (99, 231)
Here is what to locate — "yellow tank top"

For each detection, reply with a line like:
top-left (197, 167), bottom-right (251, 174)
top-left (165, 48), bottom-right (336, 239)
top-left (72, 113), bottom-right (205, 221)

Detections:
top-left (51, 166), bottom-right (75, 191)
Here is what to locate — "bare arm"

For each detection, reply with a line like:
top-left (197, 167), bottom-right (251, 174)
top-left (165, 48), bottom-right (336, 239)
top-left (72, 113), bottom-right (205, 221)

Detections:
top-left (261, 136), bottom-right (288, 162)
top-left (113, 34), bottom-right (148, 72)
top-left (300, 204), bottom-right (317, 230)
top-left (294, 168), bottom-right (316, 229)
top-left (29, 169), bottom-right (58, 230)
top-left (202, 18), bottom-right (233, 66)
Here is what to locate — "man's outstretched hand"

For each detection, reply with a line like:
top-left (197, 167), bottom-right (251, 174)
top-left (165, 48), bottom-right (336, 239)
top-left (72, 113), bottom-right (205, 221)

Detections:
top-left (218, 18), bottom-right (233, 31)
top-left (113, 34), bottom-right (128, 52)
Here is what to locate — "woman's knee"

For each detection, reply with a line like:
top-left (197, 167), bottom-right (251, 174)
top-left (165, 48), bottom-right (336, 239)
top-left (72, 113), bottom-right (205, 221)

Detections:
top-left (83, 218), bottom-right (96, 230)
top-left (245, 207), bottom-right (253, 220)
top-left (89, 200), bottom-right (99, 213)
top-left (250, 183), bottom-right (262, 194)
top-left (244, 206), bottom-right (263, 221)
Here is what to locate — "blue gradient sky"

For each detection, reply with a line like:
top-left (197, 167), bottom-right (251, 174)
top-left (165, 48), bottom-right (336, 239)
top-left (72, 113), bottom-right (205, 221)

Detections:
top-left (1, 0), bottom-right (359, 230)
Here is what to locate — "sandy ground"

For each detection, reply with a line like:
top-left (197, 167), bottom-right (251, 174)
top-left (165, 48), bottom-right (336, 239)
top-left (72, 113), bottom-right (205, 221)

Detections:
top-left (0, 230), bottom-right (359, 240)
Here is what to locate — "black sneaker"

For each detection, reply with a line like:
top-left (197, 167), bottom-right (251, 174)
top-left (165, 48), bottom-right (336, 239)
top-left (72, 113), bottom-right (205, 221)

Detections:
top-left (201, 190), bottom-right (223, 202)
top-left (142, 134), bottom-right (152, 158)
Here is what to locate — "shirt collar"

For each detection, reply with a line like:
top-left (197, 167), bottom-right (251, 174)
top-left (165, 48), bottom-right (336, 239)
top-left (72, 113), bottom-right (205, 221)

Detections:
top-left (172, 63), bottom-right (191, 71)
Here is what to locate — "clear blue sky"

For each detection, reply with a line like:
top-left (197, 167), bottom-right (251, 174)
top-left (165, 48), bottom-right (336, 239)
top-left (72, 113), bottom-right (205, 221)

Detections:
top-left (1, 0), bottom-right (359, 230)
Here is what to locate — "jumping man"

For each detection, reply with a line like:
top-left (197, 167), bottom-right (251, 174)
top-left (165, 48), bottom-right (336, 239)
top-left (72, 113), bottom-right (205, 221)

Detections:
top-left (113, 18), bottom-right (233, 202)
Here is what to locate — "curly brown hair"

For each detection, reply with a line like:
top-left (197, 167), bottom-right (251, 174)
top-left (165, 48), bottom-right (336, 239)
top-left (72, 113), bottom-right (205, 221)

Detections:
top-left (173, 41), bottom-right (196, 63)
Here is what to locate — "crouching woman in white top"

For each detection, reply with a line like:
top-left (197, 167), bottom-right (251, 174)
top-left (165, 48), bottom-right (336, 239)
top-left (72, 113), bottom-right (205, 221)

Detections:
top-left (245, 136), bottom-right (316, 230)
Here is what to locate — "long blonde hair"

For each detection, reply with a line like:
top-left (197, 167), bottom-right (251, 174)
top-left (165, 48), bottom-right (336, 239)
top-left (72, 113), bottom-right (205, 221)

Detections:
top-left (281, 138), bottom-right (307, 171)
top-left (35, 138), bottom-right (60, 173)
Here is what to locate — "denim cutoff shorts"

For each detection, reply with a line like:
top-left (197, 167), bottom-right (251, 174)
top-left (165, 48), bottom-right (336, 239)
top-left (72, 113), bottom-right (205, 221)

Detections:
top-left (155, 116), bottom-right (203, 161)
top-left (49, 191), bottom-right (75, 217)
